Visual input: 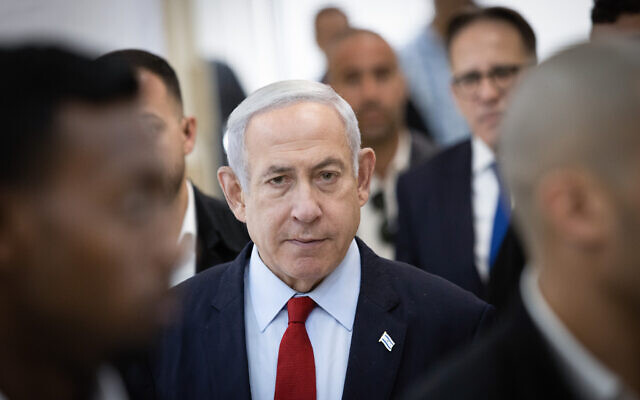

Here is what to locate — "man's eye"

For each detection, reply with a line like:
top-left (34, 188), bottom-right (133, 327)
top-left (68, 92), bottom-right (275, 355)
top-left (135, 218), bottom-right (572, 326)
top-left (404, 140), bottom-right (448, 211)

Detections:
top-left (269, 176), bottom-right (287, 186)
top-left (319, 172), bottom-right (338, 183)
top-left (460, 73), bottom-right (481, 86)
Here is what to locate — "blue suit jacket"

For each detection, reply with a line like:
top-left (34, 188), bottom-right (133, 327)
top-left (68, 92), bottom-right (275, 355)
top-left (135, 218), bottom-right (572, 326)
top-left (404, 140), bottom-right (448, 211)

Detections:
top-left (396, 140), bottom-right (525, 308)
top-left (124, 238), bottom-right (493, 399)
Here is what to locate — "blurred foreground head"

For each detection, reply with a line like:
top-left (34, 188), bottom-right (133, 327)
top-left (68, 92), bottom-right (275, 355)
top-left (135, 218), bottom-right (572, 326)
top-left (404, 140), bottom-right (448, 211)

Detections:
top-left (0, 45), bottom-right (178, 398)
top-left (500, 39), bottom-right (640, 345)
top-left (591, 0), bottom-right (640, 40)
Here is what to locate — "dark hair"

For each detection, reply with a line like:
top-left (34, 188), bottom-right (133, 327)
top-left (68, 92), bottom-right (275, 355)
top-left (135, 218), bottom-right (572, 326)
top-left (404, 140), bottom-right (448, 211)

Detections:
top-left (96, 49), bottom-right (183, 108)
top-left (446, 6), bottom-right (537, 58)
top-left (315, 7), bottom-right (347, 25)
top-left (592, 0), bottom-right (640, 24)
top-left (0, 45), bottom-right (138, 188)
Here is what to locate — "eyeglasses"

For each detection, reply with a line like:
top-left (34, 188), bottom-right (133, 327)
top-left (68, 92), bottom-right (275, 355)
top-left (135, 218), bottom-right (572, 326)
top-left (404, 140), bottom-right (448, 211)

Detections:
top-left (452, 64), bottom-right (525, 99)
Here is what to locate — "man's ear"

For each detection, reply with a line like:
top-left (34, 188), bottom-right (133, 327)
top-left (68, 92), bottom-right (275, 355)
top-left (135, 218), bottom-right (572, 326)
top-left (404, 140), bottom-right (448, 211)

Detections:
top-left (181, 116), bottom-right (197, 156)
top-left (537, 169), bottom-right (610, 250)
top-left (356, 148), bottom-right (376, 207)
top-left (217, 166), bottom-right (247, 222)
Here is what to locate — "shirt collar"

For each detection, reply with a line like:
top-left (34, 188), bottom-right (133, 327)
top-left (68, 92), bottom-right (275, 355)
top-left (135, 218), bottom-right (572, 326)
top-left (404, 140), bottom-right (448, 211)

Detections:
top-left (248, 239), bottom-right (361, 333)
top-left (471, 136), bottom-right (495, 175)
top-left (178, 181), bottom-right (197, 243)
top-left (521, 266), bottom-right (633, 400)
top-left (371, 130), bottom-right (412, 190)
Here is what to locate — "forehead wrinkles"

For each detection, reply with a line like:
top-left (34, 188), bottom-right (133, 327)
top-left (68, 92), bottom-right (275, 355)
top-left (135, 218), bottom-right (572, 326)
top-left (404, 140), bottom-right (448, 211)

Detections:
top-left (244, 104), bottom-right (351, 177)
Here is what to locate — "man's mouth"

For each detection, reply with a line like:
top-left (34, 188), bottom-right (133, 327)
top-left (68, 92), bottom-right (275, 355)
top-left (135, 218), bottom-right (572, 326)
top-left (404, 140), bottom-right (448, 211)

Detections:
top-left (287, 238), bottom-right (327, 248)
top-left (478, 111), bottom-right (502, 126)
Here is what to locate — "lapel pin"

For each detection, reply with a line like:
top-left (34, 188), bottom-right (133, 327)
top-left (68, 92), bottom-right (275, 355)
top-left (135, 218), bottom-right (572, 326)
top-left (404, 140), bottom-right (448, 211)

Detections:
top-left (379, 331), bottom-right (395, 352)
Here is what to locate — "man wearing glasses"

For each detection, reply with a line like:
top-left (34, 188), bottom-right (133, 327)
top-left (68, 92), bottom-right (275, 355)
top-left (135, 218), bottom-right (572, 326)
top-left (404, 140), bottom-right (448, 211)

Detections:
top-left (396, 7), bottom-right (535, 310)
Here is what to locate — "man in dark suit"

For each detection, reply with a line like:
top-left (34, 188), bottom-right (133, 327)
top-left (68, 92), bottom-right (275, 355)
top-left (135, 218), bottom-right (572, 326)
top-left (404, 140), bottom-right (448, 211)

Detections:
top-left (0, 45), bottom-right (178, 400)
top-left (396, 7), bottom-right (534, 308)
top-left (124, 80), bottom-right (493, 399)
top-left (408, 40), bottom-right (640, 399)
top-left (326, 28), bottom-right (437, 259)
top-left (98, 50), bottom-right (250, 285)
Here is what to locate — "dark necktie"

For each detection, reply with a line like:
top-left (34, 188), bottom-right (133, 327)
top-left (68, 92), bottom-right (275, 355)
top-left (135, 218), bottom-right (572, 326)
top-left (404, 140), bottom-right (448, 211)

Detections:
top-left (274, 296), bottom-right (316, 400)
top-left (489, 163), bottom-right (511, 268)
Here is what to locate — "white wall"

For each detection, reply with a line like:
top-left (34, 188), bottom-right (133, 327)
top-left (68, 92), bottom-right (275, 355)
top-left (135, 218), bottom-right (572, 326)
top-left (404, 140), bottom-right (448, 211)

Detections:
top-left (194, 0), bottom-right (593, 94)
top-left (0, 0), bottom-right (166, 56)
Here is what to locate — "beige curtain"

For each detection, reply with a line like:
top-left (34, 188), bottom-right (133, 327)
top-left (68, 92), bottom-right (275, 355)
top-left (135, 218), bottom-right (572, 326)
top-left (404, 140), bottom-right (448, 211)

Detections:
top-left (163, 0), bottom-right (221, 197)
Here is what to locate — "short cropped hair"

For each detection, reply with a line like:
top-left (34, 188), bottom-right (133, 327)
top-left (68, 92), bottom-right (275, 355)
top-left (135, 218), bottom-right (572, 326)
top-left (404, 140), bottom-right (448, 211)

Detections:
top-left (225, 80), bottom-right (360, 190)
top-left (446, 6), bottom-right (537, 59)
top-left (96, 49), bottom-right (183, 109)
top-left (499, 40), bottom-right (640, 247)
top-left (0, 45), bottom-right (138, 189)
top-left (315, 7), bottom-right (348, 25)
top-left (592, 0), bottom-right (640, 24)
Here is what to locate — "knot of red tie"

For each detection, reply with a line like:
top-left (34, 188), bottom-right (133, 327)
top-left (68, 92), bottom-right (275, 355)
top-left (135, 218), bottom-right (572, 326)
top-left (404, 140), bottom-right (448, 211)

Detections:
top-left (287, 296), bottom-right (316, 323)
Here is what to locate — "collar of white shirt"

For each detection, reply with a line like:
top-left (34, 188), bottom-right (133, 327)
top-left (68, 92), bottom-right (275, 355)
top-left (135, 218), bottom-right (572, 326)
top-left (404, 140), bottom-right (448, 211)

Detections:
top-left (171, 180), bottom-right (198, 286)
top-left (369, 129), bottom-right (412, 194)
top-left (521, 266), bottom-right (638, 400)
top-left (471, 136), bottom-right (495, 176)
top-left (248, 239), bottom-right (361, 333)
top-left (178, 181), bottom-right (197, 243)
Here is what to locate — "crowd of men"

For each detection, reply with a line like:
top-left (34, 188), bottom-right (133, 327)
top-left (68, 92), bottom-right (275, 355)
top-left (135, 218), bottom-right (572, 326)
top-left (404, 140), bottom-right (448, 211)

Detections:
top-left (0, 0), bottom-right (639, 399)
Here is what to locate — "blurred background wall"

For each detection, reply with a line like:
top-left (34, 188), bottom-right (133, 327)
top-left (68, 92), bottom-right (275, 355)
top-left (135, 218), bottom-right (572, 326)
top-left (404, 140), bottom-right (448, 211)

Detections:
top-left (0, 0), bottom-right (593, 196)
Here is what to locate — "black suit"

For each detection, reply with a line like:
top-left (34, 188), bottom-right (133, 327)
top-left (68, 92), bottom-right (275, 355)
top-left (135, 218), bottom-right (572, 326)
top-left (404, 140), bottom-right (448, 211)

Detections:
top-left (123, 238), bottom-right (493, 399)
top-left (405, 294), bottom-right (579, 400)
top-left (396, 140), bottom-right (525, 310)
top-left (192, 185), bottom-right (250, 272)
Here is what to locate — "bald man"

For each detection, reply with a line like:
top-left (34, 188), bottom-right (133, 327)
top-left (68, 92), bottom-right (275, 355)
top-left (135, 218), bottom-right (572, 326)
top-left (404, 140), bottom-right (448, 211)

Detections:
top-left (327, 29), bottom-right (437, 258)
top-left (407, 39), bottom-right (640, 400)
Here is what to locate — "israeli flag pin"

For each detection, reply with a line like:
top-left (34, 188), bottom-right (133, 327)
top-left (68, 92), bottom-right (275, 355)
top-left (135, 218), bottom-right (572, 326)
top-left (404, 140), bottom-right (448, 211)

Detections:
top-left (378, 331), bottom-right (395, 352)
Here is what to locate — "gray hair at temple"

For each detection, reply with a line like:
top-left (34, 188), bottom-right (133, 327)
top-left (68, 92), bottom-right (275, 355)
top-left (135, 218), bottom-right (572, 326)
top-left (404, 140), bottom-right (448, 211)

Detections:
top-left (499, 39), bottom-right (640, 249)
top-left (225, 79), bottom-right (361, 189)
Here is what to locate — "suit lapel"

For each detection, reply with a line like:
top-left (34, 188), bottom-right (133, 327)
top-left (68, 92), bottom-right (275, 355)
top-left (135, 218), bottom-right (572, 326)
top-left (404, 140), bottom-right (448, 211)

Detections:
top-left (342, 239), bottom-right (407, 400)
top-left (202, 244), bottom-right (252, 399)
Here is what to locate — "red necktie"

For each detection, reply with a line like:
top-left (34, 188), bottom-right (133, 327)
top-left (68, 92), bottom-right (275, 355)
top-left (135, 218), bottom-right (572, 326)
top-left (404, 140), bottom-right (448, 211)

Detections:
top-left (274, 296), bottom-right (316, 400)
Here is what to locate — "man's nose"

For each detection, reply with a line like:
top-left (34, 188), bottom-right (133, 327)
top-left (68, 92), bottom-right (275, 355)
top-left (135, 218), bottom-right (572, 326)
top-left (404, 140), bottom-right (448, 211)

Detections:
top-left (476, 76), bottom-right (501, 103)
top-left (291, 182), bottom-right (322, 224)
top-left (361, 75), bottom-right (380, 100)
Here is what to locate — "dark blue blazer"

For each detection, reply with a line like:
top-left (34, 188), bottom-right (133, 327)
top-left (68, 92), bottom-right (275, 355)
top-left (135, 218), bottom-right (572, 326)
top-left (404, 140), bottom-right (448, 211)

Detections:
top-left (124, 238), bottom-right (493, 399)
top-left (396, 140), bottom-right (525, 308)
top-left (404, 294), bottom-right (578, 400)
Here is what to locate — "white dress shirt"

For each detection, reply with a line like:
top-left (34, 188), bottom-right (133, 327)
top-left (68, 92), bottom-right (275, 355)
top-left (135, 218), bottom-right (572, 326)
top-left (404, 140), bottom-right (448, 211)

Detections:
top-left (170, 181), bottom-right (198, 287)
top-left (471, 137), bottom-right (499, 282)
top-left (358, 131), bottom-right (411, 260)
top-left (244, 239), bottom-right (361, 400)
top-left (521, 267), bottom-right (639, 400)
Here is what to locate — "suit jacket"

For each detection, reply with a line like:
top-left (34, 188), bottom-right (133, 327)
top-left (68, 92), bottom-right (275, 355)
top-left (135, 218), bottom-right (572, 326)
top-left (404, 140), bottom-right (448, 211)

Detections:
top-left (395, 140), bottom-right (525, 309)
top-left (409, 129), bottom-right (437, 167)
top-left (404, 294), bottom-right (579, 400)
top-left (192, 185), bottom-right (250, 272)
top-left (124, 238), bottom-right (493, 399)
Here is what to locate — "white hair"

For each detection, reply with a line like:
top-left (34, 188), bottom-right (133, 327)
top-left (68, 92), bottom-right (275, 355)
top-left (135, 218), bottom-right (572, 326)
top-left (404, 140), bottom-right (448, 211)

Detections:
top-left (224, 79), bottom-right (361, 189)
